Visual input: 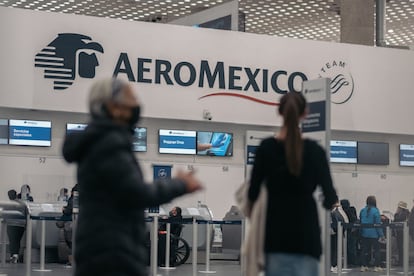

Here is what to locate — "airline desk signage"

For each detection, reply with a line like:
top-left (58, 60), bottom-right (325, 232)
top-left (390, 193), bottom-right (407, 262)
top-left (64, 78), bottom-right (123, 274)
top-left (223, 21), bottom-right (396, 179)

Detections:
top-left (301, 78), bottom-right (331, 276)
top-left (149, 164), bottom-right (173, 214)
top-left (301, 78), bottom-right (331, 151)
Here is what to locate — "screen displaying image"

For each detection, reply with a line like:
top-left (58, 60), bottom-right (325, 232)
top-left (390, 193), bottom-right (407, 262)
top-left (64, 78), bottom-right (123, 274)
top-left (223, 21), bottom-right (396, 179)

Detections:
top-left (400, 144), bottom-right (414, 167)
top-left (0, 119), bottom-right (8, 145)
top-left (198, 15), bottom-right (232, 30)
top-left (132, 127), bottom-right (147, 152)
top-left (357, 142), bottom-right (389, 165)
top-left (197, 131), bottom-right (233, 156)
top-left (9, 119), bottom-right (52, 147)
top-left (330, 140), bottom-right (357, 164)
top-left (66, 123), bottom-right (87, 134)
top-left (159, 129), bottom-right (196, 155)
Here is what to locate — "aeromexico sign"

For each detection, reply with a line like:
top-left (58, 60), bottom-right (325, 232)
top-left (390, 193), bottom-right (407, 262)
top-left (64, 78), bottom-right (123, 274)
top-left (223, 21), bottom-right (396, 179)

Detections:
top-left (112, 53), bottom-right (308, 106)
top-left (34, 33), bottom-right (354, 105)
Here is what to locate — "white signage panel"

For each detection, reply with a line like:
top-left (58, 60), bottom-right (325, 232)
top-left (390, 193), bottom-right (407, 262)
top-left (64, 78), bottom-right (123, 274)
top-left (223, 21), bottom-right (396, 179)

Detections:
top-left (302, 78), bottom-right (331, 151)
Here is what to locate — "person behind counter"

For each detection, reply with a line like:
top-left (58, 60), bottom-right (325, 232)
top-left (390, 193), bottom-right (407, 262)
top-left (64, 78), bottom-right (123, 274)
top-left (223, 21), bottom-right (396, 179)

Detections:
top-left (17, 184), bottom-right (33, 202)
top-left (62, 78), bottom-right (202, 276)
top-left (6, 189), bottom-right (26, 264)
top-left (56, 184), bottom-right (78, 266)
top-left (62, 184), bottom-right (78, 249)
top-left (58, 188), bottom-right (69, 202)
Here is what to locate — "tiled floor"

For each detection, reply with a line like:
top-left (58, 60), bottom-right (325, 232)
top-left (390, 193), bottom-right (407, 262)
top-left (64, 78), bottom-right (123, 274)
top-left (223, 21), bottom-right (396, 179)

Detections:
top-left (0, 262), bottom-right (412, 276)
top-left (0, 261), bottom-right (241, 276)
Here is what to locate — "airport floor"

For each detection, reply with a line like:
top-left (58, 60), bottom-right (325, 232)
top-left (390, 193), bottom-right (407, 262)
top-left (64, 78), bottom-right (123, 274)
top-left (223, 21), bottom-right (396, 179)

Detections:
top-left (0, 262), bottom-right (413, 276)
top-left (0, 261), bottom-right (241, 276)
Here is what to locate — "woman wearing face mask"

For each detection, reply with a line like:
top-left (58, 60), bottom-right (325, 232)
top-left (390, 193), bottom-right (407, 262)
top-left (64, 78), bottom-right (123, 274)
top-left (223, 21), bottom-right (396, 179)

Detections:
top-left (63, 78), bottom-right (202, 276)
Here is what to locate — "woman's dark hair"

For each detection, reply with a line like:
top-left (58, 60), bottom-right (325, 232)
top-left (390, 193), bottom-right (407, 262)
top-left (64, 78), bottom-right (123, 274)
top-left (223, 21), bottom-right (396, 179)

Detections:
top-left (175, 206), bottom-right (182, 217)
top-left (71, 184), bottom-right (78, 193)
top-left (366, 195), bottom-right (376, 207)
top-left (340, 199), bottom-right (350, 209)
top-left (278, 92), bottom-right (307, 177)
top-left (8, 189), bottom-right (17, 200)
top-left (366, 195), bottom-right (377, 215)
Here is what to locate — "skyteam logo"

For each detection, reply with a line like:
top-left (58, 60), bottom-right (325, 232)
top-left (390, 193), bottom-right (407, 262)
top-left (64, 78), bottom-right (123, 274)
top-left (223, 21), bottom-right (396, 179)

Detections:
top-left (35, 33), bottom-right (104, 90)
top-left (318, 60), bottom-right (354, 104)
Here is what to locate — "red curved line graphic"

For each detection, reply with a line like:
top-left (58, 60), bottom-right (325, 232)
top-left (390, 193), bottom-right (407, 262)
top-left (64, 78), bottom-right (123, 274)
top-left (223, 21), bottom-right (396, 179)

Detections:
top-left (198, 92), bottom-right (279, 106)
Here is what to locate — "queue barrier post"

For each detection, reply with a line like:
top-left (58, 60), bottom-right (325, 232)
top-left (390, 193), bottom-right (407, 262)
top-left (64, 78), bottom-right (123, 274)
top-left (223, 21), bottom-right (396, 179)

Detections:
top-left (337, 222), bottom-right (343, 276)
top-left (403, 222), bottom-right (409, 276)
top-left (72, 194), bottom-right (78, 272)
top-left (343, 229), bottom-right (348, 270)
top-left (71, 213), bottom-right (78, 271)
top-left (159, 222), bottom-right (175, 271)
top-left (385, 225), bottom-right (391, 276)
top-left (199, 221), bottom-right (216, 274)
top-left (0, 219), bottom-right (6, 268)
top-left (240, 219), bottom-right (246, 275)
top-left (25, 213), bottom-right (32, 276)
top-left (32, 219), bottom-right (51, 272)
top-left (192, 217), bottom-right (198, 276)
top-left (150, 215), bottom-right (160, 276)
top-left (324, 210), bottom-right (331, 276)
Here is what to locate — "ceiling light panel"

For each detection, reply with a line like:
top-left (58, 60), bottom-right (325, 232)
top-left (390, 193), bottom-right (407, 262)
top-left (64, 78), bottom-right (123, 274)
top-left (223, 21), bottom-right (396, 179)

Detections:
top-left (0, 0), bottom-right (413, 46)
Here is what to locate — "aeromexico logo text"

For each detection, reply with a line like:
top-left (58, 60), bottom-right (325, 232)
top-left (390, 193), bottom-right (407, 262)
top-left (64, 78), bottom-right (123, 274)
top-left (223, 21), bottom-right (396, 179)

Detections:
top-left (113, 53), bottom-right (308, 95)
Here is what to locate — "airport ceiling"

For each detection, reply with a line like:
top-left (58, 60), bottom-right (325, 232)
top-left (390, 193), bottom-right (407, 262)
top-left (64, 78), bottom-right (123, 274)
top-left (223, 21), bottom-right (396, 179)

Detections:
top-left (1, 0), bottom-right (414, 47)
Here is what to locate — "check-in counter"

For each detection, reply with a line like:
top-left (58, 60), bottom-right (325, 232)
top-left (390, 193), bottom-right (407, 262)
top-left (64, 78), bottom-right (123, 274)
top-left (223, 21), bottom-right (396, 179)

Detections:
top-left (0, 202), bottom-right (67, 264)
top-left (219, 205), bottom-right (243, 260)
top-left (26, 203), bottom-right (67, 249)
top-left (146, 205), bottom-right (214, 265)
top-left (181, 205), bottom-right (213, 250)
top-left (149, 205), bottom-right (213, 250)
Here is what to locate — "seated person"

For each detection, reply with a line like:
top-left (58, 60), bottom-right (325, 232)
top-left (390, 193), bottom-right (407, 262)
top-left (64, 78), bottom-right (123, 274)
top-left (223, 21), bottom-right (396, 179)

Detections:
top-left (158, 207), bottom-right (183, 266)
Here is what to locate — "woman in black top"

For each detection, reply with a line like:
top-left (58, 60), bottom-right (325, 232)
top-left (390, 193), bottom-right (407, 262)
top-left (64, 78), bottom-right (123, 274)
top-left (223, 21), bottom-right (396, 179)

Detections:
top-left (63, 78), bottom-right (202, 276)
top-left (249, 92), bottom-right (337, 276)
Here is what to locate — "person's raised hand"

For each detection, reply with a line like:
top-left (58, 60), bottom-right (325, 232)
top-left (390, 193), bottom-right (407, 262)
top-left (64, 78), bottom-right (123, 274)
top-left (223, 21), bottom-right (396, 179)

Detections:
top-left (175, 170), bottom-right (203, 193)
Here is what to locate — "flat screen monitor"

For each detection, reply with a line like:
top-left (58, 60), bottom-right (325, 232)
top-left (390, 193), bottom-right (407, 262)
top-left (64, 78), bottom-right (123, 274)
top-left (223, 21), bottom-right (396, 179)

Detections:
top-left (197, 131), bottom-right (233, 156)
top-left (0, 119), bottom-right (8, 145)
top-left (66, 123), bottom-right (87, 134)
top-left (357, 142), bottom-right (389, 165)
top-left (9, 119), bottom-right (52, 147)
top-left (132, 127), bottom-right (147, 152)
top-left (159, 129), bottom-right (196, 155)
top-left (330, 140), bottom-right (357, 164)
top-left (400, 144), bottom-right (414, 167)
